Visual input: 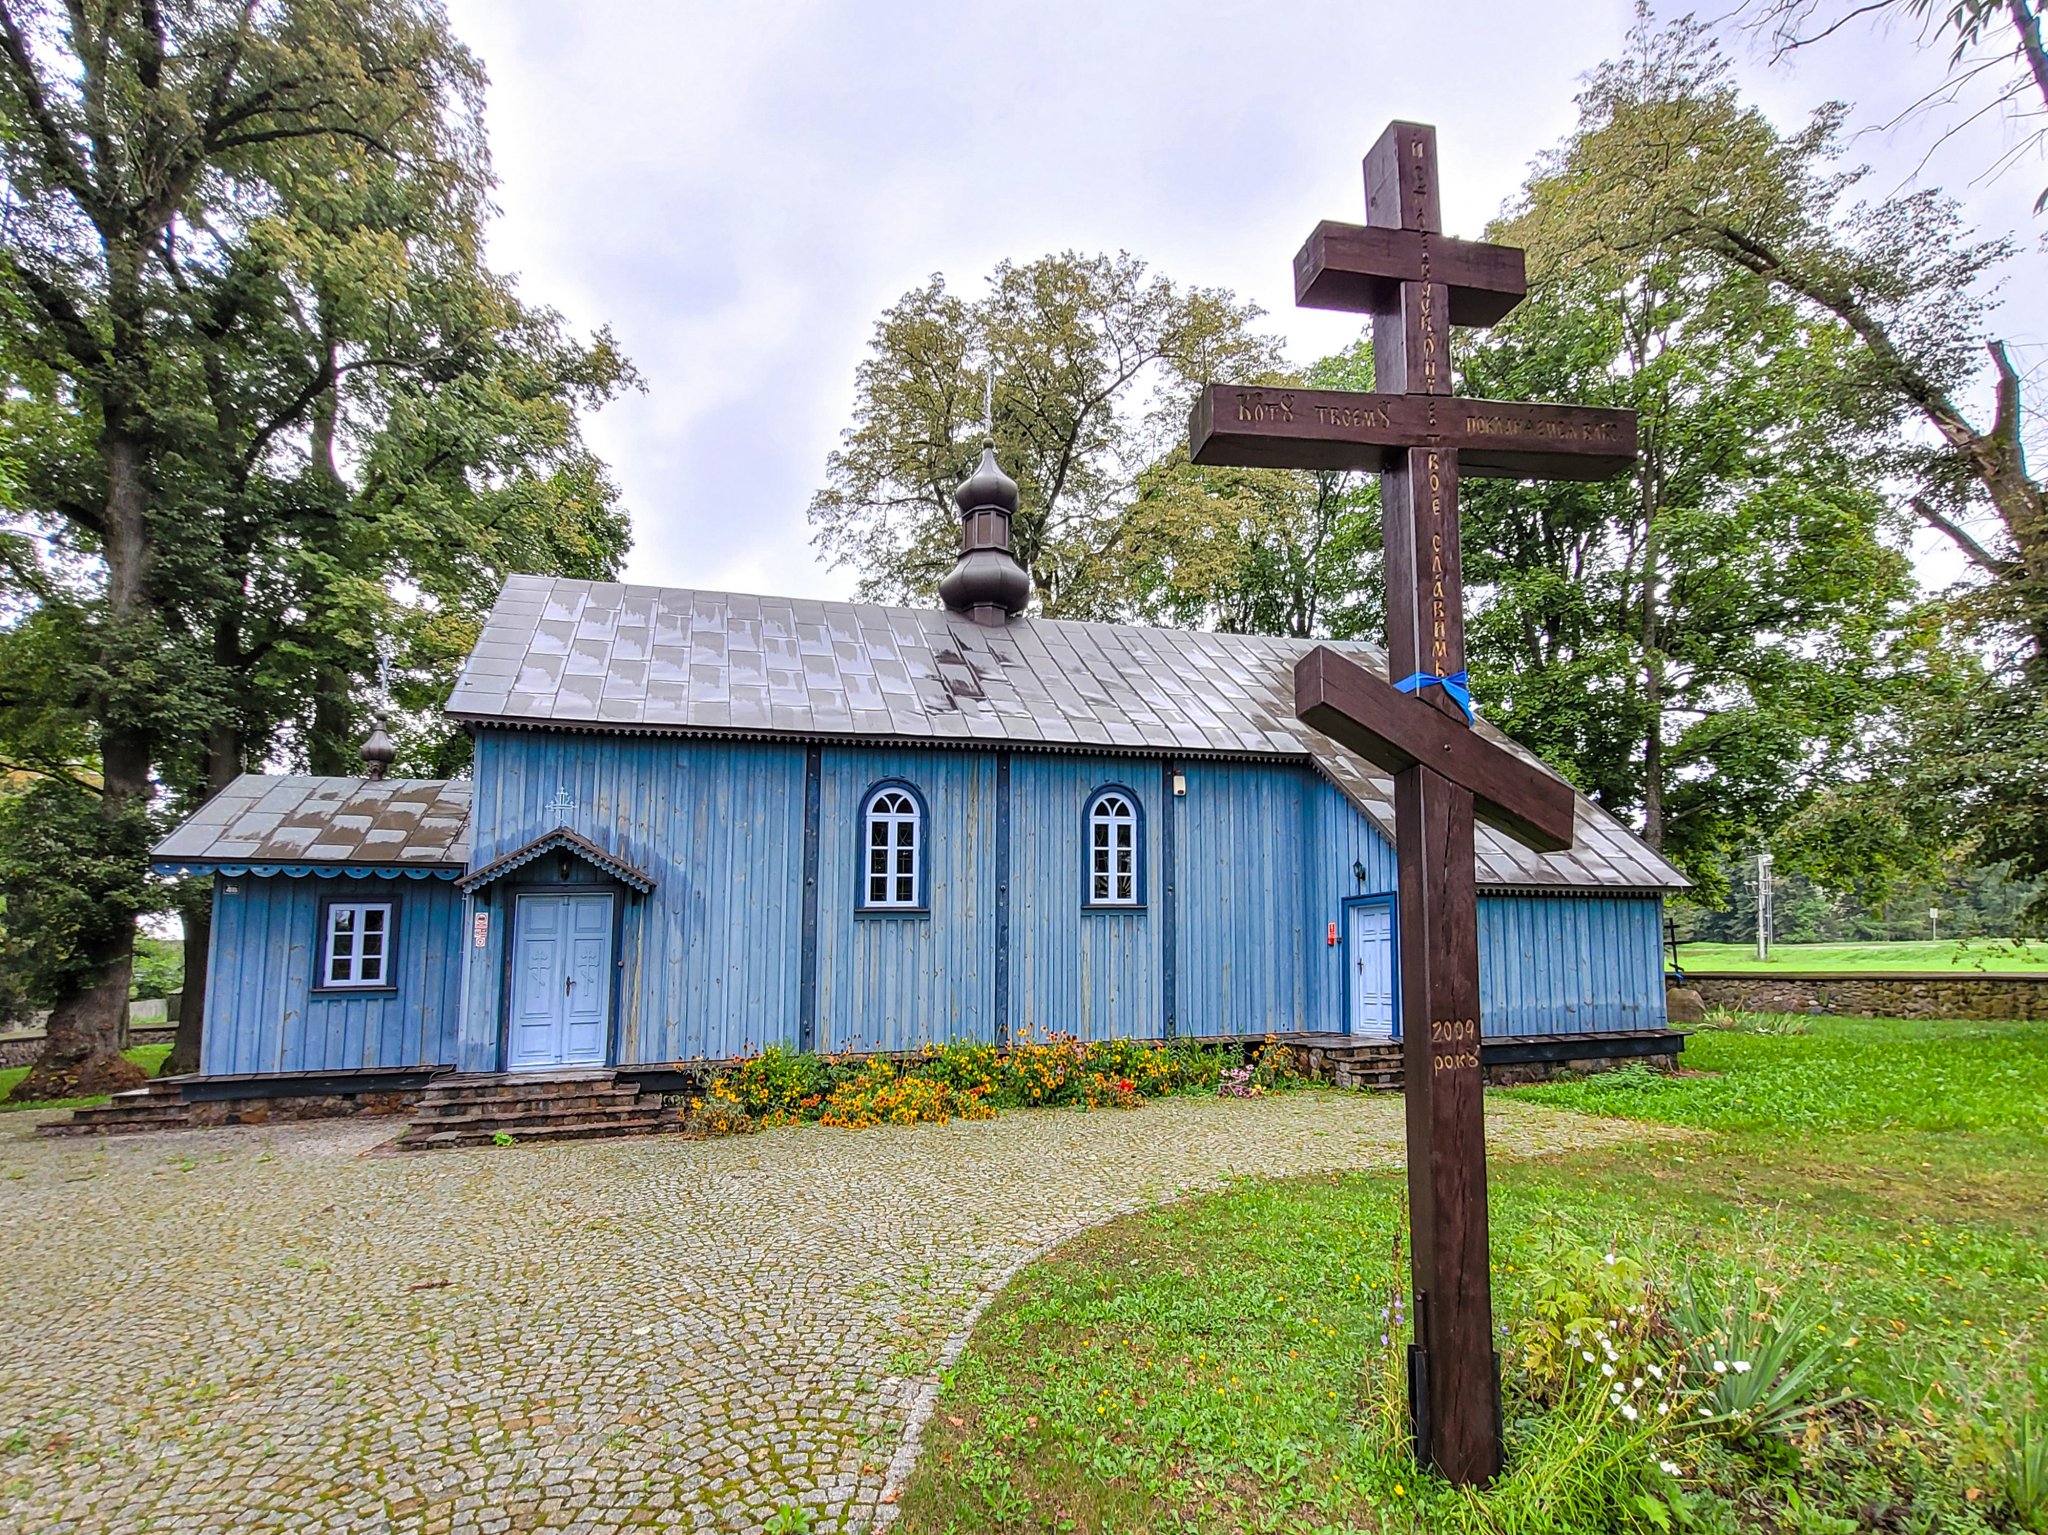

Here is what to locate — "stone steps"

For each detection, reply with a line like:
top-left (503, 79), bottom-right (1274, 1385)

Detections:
top-left (40, 1080), bottom-right (196, 1136)
top-left (398, 1118), bottom-right (667, 1151)
top-left (393, 1071), bottom-right (669, 1151)
top-left (410, 1087), bottom-right (649, 1120)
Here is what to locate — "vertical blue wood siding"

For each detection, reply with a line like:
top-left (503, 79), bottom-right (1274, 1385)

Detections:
top-left (814, 747), bottom-right (997, 1052)
top-left (461, 729), bottom-right (807, 1066)
top-left (145, 731), bottom-right (1676, 1076)
top-left (1477, 892), bottom-right (1667, 1035)
top-left (202, 874), bottom-right (464, 1076)
top-left (1009, 754), bottom-right (1161, 1041)
top-left (1175, 762), bottom-right (1307, 1036)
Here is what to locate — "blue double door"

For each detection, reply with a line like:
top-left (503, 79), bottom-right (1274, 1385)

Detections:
top-left (1347, 899), bottom-right (1397, 1038)
top-left (509, 892), bottom-right (615, 1070)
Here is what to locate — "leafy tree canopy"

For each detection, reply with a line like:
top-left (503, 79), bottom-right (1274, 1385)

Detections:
top-left (809, 251), bottom-right (1283, 619)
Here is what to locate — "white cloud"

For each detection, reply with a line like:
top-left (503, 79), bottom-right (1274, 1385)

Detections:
top-left (443, 0), bottom-right (2042, 600)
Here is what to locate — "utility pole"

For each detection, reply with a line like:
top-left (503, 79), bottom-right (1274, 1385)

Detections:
top-left (1756, 852), bottom-right (1774, 963)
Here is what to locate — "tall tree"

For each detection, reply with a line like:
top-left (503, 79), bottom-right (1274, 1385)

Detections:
top-left (0, 0), bottom-right (634, 1097)
top-left (810, 252), bottom-right (1282, 618)
top-left (1455, 25), bottom-right (1921, 892)
top-left (1744, 0), bottom-right (2048, 214)
top-left (1117, 341), bottom-right (1381, 638)
top-left (1532, 14), bottom-right (2045, 917)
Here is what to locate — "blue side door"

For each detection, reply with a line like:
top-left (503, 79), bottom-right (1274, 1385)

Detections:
top-left (509, 892), bottom-right (614, 1070)
top-left (1347, 900), bottom-right (1396, 1038)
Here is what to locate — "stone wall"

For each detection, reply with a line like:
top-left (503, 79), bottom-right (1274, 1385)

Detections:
top-left (0, 1026), bottom-right (175, 1069)
top-left (1686, 971), bottom-right (2048, 1021)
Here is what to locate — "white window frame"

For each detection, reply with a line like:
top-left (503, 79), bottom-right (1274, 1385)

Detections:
top-left (861, 786), bottom-right (924, 911)
top-left (322, 900), bottom-right (395, 989)
top-left (1087, 790), bottom-right (1141, 908)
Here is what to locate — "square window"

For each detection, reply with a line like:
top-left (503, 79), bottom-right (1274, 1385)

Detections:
top-left (322, 901), bottom-right (395, 988)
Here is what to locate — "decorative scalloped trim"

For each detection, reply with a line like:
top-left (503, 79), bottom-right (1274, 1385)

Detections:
top-left (150, 862), bottom-right (459, 881)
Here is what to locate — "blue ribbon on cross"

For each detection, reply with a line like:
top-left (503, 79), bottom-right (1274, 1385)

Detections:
top-left (1394, 669), bottom-right (1475, 725)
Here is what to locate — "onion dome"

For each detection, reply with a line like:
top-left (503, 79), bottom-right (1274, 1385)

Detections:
top-left (359, 713), bottom-right (398, 781)
top-left (938, 440), bottom-right (1032, 626)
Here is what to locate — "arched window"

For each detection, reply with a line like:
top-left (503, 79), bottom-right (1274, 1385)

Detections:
top-left (1085, 788), bottom-right (1142, 908)
top-left (861, 782), bottom-right (924, 910)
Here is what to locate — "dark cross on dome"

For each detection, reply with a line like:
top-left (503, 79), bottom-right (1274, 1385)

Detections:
top-left (1189, 121), bottom-right (1638, 1486)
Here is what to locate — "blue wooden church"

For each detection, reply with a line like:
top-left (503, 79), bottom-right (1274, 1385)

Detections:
top-left (152, 447), bottom-right (1684, 1088)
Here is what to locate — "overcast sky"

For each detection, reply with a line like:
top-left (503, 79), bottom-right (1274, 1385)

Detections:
top-left (438, 0), bottom-right (2043, 601)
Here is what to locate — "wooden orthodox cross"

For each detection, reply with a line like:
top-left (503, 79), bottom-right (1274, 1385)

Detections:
top-left (1189, 122), bottom-right (1639, 1486)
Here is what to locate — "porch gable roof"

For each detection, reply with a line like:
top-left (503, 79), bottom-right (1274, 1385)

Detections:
top-left (456, 825), bottom-right (656, 895)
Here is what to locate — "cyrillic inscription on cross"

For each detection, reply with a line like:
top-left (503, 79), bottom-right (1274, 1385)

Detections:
top-left (1189, 122), bottom-right (1638, 1487)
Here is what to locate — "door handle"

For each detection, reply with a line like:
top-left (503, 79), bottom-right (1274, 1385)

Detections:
top-left (565, 974), bottom-right (574, 995)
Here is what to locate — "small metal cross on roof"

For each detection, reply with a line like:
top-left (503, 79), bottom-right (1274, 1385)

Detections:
top-left (1189, 121), bottom-right (1639, 1487)
top-left (544, 785), bottom-right (577, 818)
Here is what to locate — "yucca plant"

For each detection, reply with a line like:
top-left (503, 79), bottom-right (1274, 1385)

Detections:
top-left (1672, 1276), bottom-right (1842, 1442)
top-left (2001, 1416), bottom-right (2048, 1533)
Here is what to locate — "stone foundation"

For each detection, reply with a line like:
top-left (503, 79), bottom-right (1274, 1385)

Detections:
top-left (183, 1090), bottom-right (422, 1128)
top-left (41, 1079), bottom-right (434, 1136)
top-left (1282, 1030), bottom-right (1685, 1092)
top-left (1686, 971), bottom-right (2048, 1021)
top-left (1483, 1051), bottom-right (1678, 1086)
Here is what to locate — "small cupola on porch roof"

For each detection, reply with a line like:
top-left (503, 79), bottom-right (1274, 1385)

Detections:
top-left (456, 826), bottom-right (655, 896)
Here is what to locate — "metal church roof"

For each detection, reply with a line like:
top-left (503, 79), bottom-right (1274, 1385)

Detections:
top-left (446, 576), bottom-right (1686, 892)
top-left (152, 776), bottom-right (473, 872)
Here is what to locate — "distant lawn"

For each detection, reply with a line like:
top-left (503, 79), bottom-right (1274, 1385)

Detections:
top-left (0, 1042), bottom-right (169, 1112)
top-left (1676, 937), bottom-right (2046, 974)
top-left (902, 1016), bottom-right (2048, 1534)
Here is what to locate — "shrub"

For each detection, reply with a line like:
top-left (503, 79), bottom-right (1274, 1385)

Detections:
top-left (1997, 1415), bottom-right (2048, 1533)
top-left (1218, 1065), bottom-right (1260, 1098)
top-left (682, 1096), bottom-right (758, 1137)
top-left (698, 1032), bottom-right (1299, 1132)
top-left (1671, 1275), bottom-right (1842, 1443)
top-left (912, 1040), bottom-right (1001, 1099)
top-left (818, 1063), bottom-right (995, 1128)
top-left (1508, 1238), bottom-right (1669, 1410)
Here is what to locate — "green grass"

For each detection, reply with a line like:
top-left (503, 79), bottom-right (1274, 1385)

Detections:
top-left (901, 1016), bottom-right (2048, 1534)
top-left (0, 1042), bottom-right (169, 1111)
top-left (1676, 938), bottom-right (2048, 973)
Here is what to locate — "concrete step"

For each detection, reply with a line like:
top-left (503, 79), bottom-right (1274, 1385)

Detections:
top-left (410, 1104), bottom-right (665, 1134)
top-left (414, 1078), bottom-right (635, 1106)
top-left (40, 1082), bottom-right (197, 1136)
top-left (396, 1118), bottom-right (668, 1151)
top-left (411, 1087), bottom-right (648, 1119)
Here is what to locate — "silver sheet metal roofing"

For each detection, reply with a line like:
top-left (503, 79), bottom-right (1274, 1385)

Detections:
top-left (152, 776), bottom-right (473, 869)
top-left (445, 575), bottom-right (1684, 892)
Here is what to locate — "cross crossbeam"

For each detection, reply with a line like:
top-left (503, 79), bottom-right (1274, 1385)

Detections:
top-left (1191, 385), bottom-right (1636, 478)
top-left (1188, 119), bottom-right (1640, 1488)
top-left (1294, 221), bottom-right (1526, 326)
top-left (1294, 648), bottom-right (1574, 853)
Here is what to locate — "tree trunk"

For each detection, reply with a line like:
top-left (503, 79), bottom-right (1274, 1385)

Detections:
top-left (1639, 482), bottom-right (1666, 851)
top-left (160, 717), bottom-right (242, 1077)
top-left (309, 666), bottom-right (357, 776)
top-left (8, 725), bottom-right (152, 1100)
top-left (161, 890), bottom-right (209, 1078)
top-left (10, 430), bottom-right (153, 1101)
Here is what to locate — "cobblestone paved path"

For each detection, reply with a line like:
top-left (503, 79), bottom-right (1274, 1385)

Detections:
top-left (0, 1092), bottom-right (1656, 1534)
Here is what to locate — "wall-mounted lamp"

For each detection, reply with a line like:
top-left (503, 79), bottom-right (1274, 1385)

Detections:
top-left (1352, 859), bottom-right (1370, 882)
top-left (557, 851), bottom-right (575, 882)
top-left (1171, 772), bottom-right (1187, 797)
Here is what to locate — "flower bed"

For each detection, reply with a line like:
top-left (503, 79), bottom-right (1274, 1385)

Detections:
top-left (693, 1033), bottom-right (1301, 1130)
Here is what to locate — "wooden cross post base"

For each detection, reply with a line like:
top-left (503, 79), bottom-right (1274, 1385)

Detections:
top-left (1190, 121), bottom-right (1639, 1485)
